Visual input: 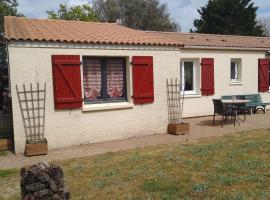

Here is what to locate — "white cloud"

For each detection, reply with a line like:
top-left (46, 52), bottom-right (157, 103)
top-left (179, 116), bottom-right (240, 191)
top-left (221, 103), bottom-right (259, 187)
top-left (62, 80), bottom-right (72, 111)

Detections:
top-left (160, 0), bottom-right (207, 32)
top-left (161, 0), bottom-right (270, 32)
top-left (67, 0), bottom-right (91, 6)
top-left (17, 0), bottom-right (92, 19)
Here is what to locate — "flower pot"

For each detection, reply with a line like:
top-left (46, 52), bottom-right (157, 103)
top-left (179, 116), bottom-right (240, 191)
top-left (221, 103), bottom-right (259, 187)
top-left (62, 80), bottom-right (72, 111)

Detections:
top-left (167, 123), bottom-right (190, 135)
top-left (0, 138), bottom-right (12, 150)
top-left (24, 139), bottom-right (48, 156)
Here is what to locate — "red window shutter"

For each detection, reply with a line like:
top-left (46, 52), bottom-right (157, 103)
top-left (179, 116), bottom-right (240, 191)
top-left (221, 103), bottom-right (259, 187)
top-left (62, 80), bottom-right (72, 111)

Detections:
top-left (201, 58), bottom-right (214, 96)
top-left (258, 59), bottom-right (269, 92)
top-left (52, 55), bottom-right (82, 109)
top-left (132, 56), bottom-right (154, 104)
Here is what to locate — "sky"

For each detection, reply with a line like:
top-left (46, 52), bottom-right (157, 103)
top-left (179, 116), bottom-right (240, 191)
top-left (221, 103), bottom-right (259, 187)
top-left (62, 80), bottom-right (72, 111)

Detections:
top-left (17, 0), bottom-right (270, 32)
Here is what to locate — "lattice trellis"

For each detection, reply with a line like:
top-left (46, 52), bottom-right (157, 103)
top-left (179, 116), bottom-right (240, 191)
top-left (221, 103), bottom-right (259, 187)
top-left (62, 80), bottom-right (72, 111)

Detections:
top-left (166, 78), bottom-right (185, 124)
top-left (16, 83), bottom-right (46, 143)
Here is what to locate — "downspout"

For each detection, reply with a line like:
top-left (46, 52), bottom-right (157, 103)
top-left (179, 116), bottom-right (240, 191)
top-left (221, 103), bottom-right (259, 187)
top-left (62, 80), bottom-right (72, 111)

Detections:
top-left (5, 39), bottom-right (14, 151)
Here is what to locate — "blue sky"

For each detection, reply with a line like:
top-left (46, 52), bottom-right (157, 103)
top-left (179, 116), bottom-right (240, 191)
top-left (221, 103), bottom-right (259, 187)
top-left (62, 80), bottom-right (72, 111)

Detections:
top-left (17, 0), bottom-right (270, 32)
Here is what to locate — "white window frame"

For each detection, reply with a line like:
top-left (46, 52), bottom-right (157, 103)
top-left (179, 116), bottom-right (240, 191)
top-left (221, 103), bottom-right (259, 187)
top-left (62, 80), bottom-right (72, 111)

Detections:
top-left (230, 59), bottom-right (242, 83)
top-left (180, 60), bottom-right (198, 95)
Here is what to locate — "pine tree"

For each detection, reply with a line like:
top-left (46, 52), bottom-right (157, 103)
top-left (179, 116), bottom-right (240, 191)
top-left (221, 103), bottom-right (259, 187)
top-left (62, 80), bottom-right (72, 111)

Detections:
top-left (191, 0), bottom-right (263, 36)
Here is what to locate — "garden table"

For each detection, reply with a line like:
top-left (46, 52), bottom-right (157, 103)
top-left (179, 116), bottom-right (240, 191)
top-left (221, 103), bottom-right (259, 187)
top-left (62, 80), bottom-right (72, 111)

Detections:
top-left (222, 99), bottom-right (250, 125)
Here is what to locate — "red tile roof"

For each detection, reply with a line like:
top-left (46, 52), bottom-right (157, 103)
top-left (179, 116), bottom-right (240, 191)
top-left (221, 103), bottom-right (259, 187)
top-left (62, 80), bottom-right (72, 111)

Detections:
top-left (4, 16), bottom-right (181, 46)
top-left (152, 32), bottom-right (270, 49)
top-left (4, 16), bottom-right (270, 50)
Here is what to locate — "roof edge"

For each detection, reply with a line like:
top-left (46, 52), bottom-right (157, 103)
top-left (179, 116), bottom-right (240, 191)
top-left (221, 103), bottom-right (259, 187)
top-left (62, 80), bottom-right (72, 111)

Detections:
top-left (147, 30), bottom-right (270, 40)
top-left (182, 45), bottom-right (270, 51)
top-left (5, 38), bottom-right (183, 47)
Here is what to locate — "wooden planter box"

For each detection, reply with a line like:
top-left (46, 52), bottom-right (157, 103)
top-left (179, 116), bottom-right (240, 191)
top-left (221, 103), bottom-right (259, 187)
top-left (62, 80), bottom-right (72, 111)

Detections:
top-left (24, 139), bottom-right (48, 157)
top-left (0, 138), bottom-right (12, 150)
top-left (167, 123), bottom-right (190, 135)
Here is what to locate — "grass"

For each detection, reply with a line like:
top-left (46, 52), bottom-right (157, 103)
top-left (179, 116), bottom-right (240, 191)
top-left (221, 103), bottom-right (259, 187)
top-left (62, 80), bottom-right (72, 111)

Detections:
top-left (1, 129), bottom-right (270, 199)
top-left (0, 151), bottom-right (9, 157)
top-left (0, 169), bottom-right (16, 178)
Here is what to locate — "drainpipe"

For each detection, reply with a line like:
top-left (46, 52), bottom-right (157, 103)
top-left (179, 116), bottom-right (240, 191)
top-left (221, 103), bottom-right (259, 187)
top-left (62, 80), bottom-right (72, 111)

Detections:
top-left (5, 39), bottom-right (14, 151)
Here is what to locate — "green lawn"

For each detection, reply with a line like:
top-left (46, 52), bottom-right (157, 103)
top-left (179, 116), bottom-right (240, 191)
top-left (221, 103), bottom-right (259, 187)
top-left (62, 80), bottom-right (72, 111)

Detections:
top-left (1, 129), bottom-right (270, 200)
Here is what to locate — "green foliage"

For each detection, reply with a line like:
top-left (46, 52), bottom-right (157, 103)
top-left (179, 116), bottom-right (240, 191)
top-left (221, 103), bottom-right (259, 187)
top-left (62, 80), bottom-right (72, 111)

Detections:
top-left (0, 0), bottom-right (24, 33)
top-left (191, 0), bottom-right (264, 36)
top-left (47, 3), bottom-right (98, 22)
top-left (93, 0), bottom-right (179, 31)
top-left (0, 0), bottom-right (23, 86)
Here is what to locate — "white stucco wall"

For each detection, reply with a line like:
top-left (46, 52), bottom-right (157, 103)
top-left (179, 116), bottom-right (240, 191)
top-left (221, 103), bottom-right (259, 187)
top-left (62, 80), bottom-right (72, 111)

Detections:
top-left (180, 49), bottom-right (269, 117)
top-left (8, 42), bottom-right (181, 153)
top-left (8, 41), bottom-right (270, 153)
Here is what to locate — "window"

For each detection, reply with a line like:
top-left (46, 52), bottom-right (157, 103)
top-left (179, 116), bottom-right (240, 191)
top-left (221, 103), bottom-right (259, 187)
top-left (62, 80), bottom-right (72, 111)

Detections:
top-left (230, 59), bottom-right (242, 83)
top-left (180, 60), bottom-right (199, 95)
top-left (83, 57), bottom-right (127, 103)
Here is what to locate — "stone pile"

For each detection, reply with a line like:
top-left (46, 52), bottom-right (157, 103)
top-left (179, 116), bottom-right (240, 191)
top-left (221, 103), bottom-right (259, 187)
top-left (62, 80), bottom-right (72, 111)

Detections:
top-left (20, 162), bottom-right (70, 200)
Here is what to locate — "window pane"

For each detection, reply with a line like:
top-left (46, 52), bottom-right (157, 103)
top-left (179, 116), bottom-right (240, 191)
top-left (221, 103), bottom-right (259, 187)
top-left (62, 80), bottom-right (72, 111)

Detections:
top-left (106, 59), bottom-right (124, 99)
top-left (184, 62), bottom-right (193, 91)
top-left (231, 61), bottom-right (236, 80)
top-left (83, 59), bottom-right (102, 100)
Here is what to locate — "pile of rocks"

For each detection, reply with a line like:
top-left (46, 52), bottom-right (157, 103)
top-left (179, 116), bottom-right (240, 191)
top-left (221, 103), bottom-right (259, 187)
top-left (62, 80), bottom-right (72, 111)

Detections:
top-left (20, 162), bottom-right (70, 200)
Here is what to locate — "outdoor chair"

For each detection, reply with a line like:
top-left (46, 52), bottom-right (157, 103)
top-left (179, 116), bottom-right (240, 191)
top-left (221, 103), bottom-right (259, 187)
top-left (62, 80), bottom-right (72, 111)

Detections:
top-left (212, 99), bottom-right (236, 127)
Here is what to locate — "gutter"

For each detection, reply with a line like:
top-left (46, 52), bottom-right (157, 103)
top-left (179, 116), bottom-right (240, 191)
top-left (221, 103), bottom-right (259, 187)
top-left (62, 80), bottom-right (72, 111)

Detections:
top-left (5, 39), bottom-right (15, 147)
top-left (182, 45), bottom-right (270, 52)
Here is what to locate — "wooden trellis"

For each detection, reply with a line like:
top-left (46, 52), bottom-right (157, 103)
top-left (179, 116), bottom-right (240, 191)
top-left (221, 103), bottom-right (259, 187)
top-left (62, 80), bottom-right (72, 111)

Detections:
top-left (16, 83), bottom-right (46, 143)
top-left (166, 78), bottom-right (185, 124)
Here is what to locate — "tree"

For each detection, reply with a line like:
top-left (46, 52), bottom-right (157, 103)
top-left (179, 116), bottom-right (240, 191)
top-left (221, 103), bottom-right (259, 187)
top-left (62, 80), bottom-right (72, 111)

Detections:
top-left (257, 17), bottom-right (270, 36)
top-left (0, 0), bottom-right (23, 33)
top-left (191, 0), bottom-right (263, 36)
top-left (93, 0), bottom-right (120, 23)
top-left (47, 3), bottom-right (98, 22)
top-left (0, 0), bottom-right (23, 66)
top-left (0, 0), bottom-right (23, 112)
top-left (93, 0), bottom-right (179, 32)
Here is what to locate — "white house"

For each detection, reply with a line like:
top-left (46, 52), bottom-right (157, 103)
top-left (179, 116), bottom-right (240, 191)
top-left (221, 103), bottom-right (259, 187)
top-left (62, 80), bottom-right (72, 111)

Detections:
top-left (4, 16), bottom-right (270, 153)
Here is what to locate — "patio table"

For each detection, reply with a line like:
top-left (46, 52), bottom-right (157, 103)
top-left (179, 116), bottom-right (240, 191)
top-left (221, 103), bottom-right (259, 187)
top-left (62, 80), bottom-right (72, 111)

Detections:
top-left (222, 99), bottom-right (250, 125)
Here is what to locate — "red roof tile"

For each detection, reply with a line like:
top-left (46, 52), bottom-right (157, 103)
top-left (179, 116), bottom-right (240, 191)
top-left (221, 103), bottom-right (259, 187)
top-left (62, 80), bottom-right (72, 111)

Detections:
top-left (4, 16), bottom-right (181, 46)
top-left (151, 32), bottom-right (270, 49)
top-left (4, 16), bottom-right (270, 50)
